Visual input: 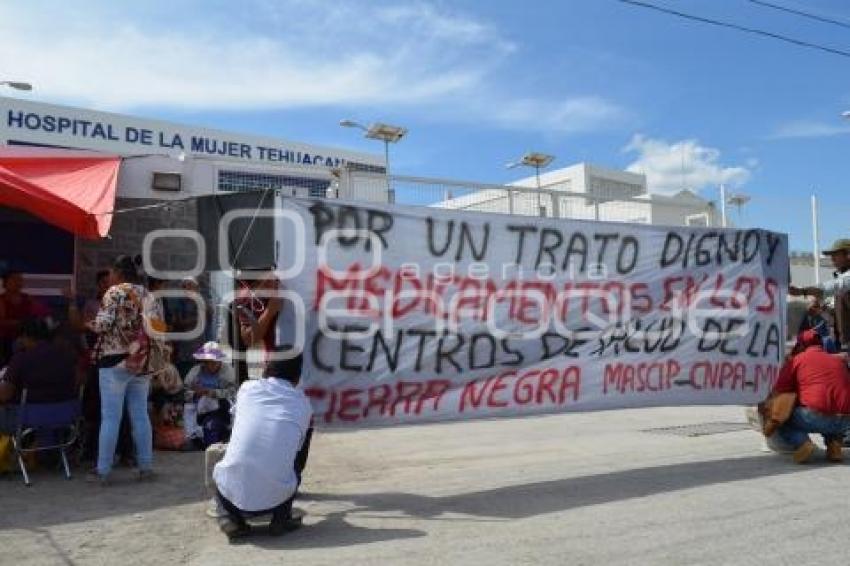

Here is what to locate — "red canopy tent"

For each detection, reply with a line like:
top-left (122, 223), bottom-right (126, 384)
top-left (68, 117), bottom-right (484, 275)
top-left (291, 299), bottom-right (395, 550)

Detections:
top-left (0, 147), bottom-right (120, 239)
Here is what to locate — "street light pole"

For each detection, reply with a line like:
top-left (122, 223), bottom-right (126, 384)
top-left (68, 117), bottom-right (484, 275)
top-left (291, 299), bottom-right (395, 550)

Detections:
top-left (507, 152), bottom-right (555, 217)
top-left (384, 139), bottom-right (391, 200)
top-left (535, 164), bottom-right (543, 215)
top-left (726, 192), bottom-right (751, 226)
top-left (340, 119), bottom-right (407, 204)
top-left (812, 193), bottom-right (821, 285)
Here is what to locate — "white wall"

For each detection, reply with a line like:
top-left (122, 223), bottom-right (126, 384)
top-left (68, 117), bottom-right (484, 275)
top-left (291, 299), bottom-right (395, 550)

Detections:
top-left (117, 155), bottom-right (338, 200)
top-left (790, 264), bottom-right (834, 288)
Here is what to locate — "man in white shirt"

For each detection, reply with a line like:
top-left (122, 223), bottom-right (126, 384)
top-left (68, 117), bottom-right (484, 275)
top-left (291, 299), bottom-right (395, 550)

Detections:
top-left (213, 352), bottom-right (312, 540)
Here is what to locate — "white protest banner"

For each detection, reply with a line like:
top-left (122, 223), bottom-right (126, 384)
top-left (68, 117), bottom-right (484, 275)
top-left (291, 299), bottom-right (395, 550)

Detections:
top-left (273, 197), bottom-right (788, 428)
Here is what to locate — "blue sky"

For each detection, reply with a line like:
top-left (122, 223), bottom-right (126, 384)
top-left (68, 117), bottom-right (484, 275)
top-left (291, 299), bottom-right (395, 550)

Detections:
top-left (3, 0), bottom-right (850, 251)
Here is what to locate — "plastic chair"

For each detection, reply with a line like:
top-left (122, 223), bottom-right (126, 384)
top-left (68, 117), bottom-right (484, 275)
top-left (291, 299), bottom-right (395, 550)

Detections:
top-left (12, 389), bottom-right (81, 486)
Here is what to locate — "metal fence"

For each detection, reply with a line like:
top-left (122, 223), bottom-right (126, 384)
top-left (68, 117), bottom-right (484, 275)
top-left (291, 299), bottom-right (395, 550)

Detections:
top-left (337, 170), bottom-right (719, 228)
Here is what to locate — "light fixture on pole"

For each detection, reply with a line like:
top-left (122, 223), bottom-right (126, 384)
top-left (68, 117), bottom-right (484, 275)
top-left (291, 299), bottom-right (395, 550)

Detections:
top-left (726, 192), bottom-right (751, 224)
top-left (841, 110), bottom-right (850, 119)
top-left (507, 152), bottom-right (555, 217)
top-left (340, 119), bottom-right (407, 203)
top-left (0, 81), bottom-right (33, 91)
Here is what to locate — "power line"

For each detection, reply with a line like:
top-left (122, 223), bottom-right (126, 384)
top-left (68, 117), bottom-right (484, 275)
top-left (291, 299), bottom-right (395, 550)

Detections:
top-left (616, 0), bottom-right (850, 59)
top-left (747, 0), bottom-right (850, 31)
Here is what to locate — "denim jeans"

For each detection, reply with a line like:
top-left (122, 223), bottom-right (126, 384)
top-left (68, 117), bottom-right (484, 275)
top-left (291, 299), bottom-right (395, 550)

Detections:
top-left (777, 406), bottom-right (850, 449)
top-left (97, 365), bottom-right (153, 475)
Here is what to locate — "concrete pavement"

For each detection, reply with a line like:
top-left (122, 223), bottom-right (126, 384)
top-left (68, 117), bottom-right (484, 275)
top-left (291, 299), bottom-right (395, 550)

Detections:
top-left (2, 406), bottom-right (847, 565)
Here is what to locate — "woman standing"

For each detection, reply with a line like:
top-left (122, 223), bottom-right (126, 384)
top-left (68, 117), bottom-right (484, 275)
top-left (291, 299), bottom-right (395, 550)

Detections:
top-left (87, 256), bottom-right (155, 484)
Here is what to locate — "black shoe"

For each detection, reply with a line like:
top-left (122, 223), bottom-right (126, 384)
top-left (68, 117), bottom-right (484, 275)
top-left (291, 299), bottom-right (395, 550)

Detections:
top-left (218, 518), bottom-right (251, 542)
top-left (137, 469), bottom-right (156, 482)
top-left (85, 470), bottom-right (110, 487)
top-left (268, 515), bottom-right (303, 536)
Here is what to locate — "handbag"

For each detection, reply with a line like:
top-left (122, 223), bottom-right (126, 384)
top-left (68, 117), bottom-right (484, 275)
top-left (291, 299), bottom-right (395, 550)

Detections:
top-left (758, 392), bottom-right (797, 437)
top-left (124, 290), bottom-right (170, 377)
top-left (0, 434), bottom-right (13, 473)
top-left (154, 423), bottom-right (186, 451)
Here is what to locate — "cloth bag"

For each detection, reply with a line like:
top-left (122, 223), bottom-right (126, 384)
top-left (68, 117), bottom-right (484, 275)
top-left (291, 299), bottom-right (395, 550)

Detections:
top-left (0, 434), bottom-right (13, 473)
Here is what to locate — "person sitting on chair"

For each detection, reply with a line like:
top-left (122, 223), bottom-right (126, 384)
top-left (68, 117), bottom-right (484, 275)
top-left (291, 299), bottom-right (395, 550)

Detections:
top-left (772, 329), bottom-right (850, 463)
top-left (185, 341), bottom-right (237, 448)
top-left (0, 318), bottom-right (79, 433)
top-left (212, 350), bottom-right (312, 541)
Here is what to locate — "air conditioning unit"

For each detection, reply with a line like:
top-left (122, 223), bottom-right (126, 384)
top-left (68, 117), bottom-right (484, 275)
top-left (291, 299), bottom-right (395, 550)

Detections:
top-left (151, 172), bottom-right (182, 192)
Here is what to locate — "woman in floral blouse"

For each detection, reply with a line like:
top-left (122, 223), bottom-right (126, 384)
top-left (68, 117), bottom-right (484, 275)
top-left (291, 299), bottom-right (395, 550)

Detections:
top-left (87, 255), bottom-right (156, 484)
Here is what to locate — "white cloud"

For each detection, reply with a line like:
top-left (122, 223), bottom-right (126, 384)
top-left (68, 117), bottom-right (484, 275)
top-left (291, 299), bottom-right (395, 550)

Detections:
top-left (0, 0), bottom-right (626, 134)
top-left (488, 96), bottom-right (629, 134)
top-left (769, 120), bottom-right (850, 140)
top-left (0, 1), bottom-right (498, 109)
top-left (623, 134), bottom-right (751, 195)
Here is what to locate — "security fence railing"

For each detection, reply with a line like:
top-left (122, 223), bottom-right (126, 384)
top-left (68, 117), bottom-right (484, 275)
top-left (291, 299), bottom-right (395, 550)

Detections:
top-left (336, 170), bottom-right (720, 228)
top-left (340, 175), bottom-right (850, 289)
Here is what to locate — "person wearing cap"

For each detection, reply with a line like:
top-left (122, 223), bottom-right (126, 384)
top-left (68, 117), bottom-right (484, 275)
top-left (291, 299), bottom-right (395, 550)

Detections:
top-left (791, 238), bottom-right (850, 350)
top-left (185, 341), bottom-right (237, 448)
top-left (771, 329), bottom-right (850, 463)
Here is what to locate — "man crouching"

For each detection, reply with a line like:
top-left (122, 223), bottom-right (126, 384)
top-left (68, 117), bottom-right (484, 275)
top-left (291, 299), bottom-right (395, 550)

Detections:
top-left (771, 330), bottom-right (850, 463)
top-left (213, 351), bottom-right (312, 541)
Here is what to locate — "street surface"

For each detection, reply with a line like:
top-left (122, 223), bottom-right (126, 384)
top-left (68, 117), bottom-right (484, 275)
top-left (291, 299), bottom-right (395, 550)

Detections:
top-left (2, 406), bottom-right (845, 566)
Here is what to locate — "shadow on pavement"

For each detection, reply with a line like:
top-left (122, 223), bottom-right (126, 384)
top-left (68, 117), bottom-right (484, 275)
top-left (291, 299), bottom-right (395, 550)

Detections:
top-left (306, 455), bottom-right (810, 521)
top-left (0, 452), bottom-right (209, 531)
top-left (246, 511), bottom-right (427, 550)
top-left (4, 452), bottom-right (814, 551)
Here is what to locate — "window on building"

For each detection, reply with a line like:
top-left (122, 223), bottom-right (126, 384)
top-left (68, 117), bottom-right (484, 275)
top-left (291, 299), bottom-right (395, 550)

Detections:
top-left (217, 170), bottom-right (330, 198)
top-left (587, 176), bottom-right (645, 201)
top-left (346, 162), bottom-right (386, 175)
top-left (685, 213), bottom-right (710, 227)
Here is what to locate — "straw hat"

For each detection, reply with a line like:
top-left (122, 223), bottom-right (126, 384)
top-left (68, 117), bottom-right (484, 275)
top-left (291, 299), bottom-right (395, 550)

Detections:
top-left (822, 238), bottom-right (850, 255)
top-left (193, 341), bottom-right (227, 362)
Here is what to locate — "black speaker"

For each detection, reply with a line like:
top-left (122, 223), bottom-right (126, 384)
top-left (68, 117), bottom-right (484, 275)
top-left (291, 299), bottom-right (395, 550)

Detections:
top-left (197, 191), bottom-right (276, 272)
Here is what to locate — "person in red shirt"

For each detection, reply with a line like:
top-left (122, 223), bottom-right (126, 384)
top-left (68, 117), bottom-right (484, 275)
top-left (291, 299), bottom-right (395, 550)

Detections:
top-left (772, 329), bottom-right (850, 463)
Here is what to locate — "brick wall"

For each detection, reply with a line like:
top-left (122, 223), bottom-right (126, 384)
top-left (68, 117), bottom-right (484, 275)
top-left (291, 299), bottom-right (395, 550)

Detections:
top-left (75, 197), bottom-right (201, 298)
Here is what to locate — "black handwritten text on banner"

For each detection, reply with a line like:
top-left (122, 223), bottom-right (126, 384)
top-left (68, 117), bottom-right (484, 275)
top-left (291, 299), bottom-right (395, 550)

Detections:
top-left (274, 197), bottom-right (788, 428)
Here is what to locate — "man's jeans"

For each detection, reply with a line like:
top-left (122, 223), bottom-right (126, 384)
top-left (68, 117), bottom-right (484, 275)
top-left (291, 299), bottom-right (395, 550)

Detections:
top-left (777, 406), bottom-right (850, 449)
top-left (97, 365), bottom-right (153, 476)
